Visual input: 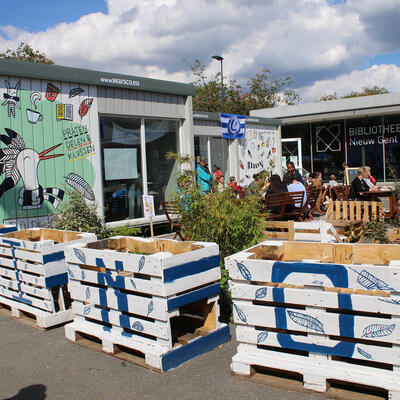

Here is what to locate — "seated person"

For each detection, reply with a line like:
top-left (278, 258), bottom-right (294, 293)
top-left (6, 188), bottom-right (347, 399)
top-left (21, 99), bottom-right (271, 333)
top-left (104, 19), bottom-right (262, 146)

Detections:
top-left (266, 174), bottom-right (288, 214)
top-left (286, 161), bottom-right (304, 185)
top-left (348, 168), bottom-right (370, 200)
top-left (328, 174), bottom-right (339, 187)
top-left (217, 175), bottom-right (226, 192)
top-left (228, 176), bottom-right (245, 197)
top-left (245, 172), bottom-right (267, 198)
top-left (283, 171), bottom-right (307, 208)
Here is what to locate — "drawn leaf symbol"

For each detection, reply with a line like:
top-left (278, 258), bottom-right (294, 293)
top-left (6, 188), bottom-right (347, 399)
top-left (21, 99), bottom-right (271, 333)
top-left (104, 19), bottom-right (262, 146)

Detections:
top-left (234, 304), bottom-right (248, 324)
top-left (81, 270), bottom-right (86, 280)
top-left (130, 279), bottom-right (137, 291)
top-left (147, 300), bottom-right (153, 316)
top-left (378, 297), bottom-right (400, 305)
top-left (138, 256), bottom-right (145, 272)
top-left (362, 323), bottom-right (395, 338)
top-left (257, 331), bottom-right (268, 344)
top-left (287, 310), bottom-right (324, 333)
top-left (8, 280), bottom-right (12, 288)
top-left (255, 287), bottom-right (268, 299)
top-left (349, 267), bottom-right (394, 291)
top-left (132, 321), bottom-right (144, 332)
top-left (235, 260), bottom-right (252, 281)
top-left (69, 87), bottom-right (85, 98)
top-left (83, 306), bottom-right (91, 316)
top-left (357, 347), bottom-right (373, 360)
top-left (67, 268), bottom-right (74, 279)
top-left (74, 248), bottom-right (86, 264)
top-left (85, 287), bottom-right (90, 299)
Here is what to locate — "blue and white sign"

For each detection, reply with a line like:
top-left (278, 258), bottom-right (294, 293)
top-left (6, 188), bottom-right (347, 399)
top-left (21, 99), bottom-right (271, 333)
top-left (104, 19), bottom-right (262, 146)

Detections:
top-left (220, 113), bottom-right (245, 139)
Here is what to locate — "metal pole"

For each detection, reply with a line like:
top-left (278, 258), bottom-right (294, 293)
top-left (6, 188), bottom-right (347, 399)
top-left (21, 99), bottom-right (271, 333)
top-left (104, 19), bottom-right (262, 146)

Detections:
top-left (220, 59), bottom-right (224, 113)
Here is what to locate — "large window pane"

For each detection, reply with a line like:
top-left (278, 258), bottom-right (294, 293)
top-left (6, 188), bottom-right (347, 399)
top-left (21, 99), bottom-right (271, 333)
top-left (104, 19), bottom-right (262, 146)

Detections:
top-left (210, 137), bottom-right (230, 178)
top-left (100, 117), bottom-right (143, 222)
top-left (311, 120), bottom-right (345, 180)
top-left (145, 119), bottom-right (179, 215)
top-left (382, 114), bottom-right (400, 181)
top-left (346, 116), bottom-right (384, 181)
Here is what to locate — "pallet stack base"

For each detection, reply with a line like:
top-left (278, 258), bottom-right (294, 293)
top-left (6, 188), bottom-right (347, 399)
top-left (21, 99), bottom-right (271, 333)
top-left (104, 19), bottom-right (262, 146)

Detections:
top-left (65, 236), bottom-right (230, 372)
top-left (226, 240), bottom-right (400, 399)
top-left (0, 228), bottom-right (96, 328)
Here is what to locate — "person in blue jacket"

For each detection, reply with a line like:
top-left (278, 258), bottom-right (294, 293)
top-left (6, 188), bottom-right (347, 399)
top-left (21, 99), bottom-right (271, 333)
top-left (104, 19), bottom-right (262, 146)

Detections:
top-left (286, 161), bottom-right (304, 185)
top-left (196, 155), bottom-right (211, 194)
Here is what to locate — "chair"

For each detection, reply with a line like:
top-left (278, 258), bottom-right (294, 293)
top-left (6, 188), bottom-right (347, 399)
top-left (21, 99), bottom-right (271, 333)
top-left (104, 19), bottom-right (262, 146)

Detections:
top-left (284, 191), bottom-right (305, 220)
top-left (161, 201), bottom-right (188, 241)
top-left (264, 192), bottom-right (289, 220)
top-left (301, 187), bottom-right (323, 219)
top-left (332, 185), bottom-right (350, 201)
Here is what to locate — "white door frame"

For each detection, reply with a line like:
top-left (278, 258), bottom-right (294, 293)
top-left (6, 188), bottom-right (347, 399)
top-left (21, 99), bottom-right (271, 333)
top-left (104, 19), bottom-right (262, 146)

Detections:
top-left (281, 137), bottom-right (303, 170)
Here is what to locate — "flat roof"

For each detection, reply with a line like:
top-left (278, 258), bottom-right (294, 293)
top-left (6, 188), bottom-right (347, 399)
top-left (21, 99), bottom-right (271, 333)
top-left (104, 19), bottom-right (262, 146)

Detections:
top-left (0, 58), bottom-right (196, 96)
top-left (250, 92), bottom-right (400, 119)
top-left (193, 111), bottom-right (281, 125)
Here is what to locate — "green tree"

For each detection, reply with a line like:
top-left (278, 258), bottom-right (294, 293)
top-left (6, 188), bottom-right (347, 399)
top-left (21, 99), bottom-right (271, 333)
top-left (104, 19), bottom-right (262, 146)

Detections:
top-left (191, 59), bottom-right (299, 114)
top-left (0, 42), bottom-right (54, 64)
top-left (320, 86), bottom-right (389, 101)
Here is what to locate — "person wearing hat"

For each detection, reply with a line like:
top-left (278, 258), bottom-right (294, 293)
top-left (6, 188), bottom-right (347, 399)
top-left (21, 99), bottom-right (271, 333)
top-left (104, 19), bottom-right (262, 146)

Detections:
top-left (196, 155), bottom-right (211, 194)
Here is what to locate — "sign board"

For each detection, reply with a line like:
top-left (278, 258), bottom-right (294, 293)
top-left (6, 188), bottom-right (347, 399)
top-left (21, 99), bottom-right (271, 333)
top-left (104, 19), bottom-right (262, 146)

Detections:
top-left (142, 195), bottom-right (155, 217)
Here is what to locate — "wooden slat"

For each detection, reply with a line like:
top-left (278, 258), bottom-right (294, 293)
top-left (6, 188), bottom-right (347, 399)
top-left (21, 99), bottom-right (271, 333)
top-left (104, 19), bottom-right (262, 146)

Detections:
top-left (335, 200), bottom-right (341, 220)
top-left (342, 200), bottom-right (348, 220)
top-left (363, 201), bottom-right (370, 222)
top-left (371, 202), bottom-right (377, 220)
top-left (356, 201), bottom-right (362, 220)
top-left (349, 202), bottom-right (355, 220)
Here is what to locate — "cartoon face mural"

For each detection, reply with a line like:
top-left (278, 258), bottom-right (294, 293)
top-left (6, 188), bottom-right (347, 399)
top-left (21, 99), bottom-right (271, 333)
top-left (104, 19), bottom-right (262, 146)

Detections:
top-left (0, 78), bottom-right (100, 229)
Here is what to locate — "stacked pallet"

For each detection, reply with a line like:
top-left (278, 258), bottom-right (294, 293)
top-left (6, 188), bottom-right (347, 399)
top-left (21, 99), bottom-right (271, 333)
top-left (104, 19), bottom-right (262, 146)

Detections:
top-left (64, 236), bottom-right (230, 372)
top-left (0, 228), bottom-right (96, 328)
top-left (0, 224), bottom-right (17, 234)
top-left (226, 240), bottom-right (400, 399)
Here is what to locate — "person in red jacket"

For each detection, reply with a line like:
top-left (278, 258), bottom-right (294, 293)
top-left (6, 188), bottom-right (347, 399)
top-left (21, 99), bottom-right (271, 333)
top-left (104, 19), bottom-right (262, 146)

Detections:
top-left (228, 176), bottom-right (245, 197)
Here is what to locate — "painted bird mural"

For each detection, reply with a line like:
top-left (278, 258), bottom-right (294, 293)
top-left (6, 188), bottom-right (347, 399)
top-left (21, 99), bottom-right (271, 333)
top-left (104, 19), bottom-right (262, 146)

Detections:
top-left (0, 128), bottom-right (65, 209)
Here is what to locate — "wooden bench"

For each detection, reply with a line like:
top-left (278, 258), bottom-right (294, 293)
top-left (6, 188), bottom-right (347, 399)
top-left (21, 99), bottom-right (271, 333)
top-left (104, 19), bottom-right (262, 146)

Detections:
top-left (325, 199), bottom-right (385, 223)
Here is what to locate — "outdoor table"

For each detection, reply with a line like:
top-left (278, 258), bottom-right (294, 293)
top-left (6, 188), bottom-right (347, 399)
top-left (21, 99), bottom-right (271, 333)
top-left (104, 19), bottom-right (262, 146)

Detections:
top-left (359, 189), bottom-right (396, 218)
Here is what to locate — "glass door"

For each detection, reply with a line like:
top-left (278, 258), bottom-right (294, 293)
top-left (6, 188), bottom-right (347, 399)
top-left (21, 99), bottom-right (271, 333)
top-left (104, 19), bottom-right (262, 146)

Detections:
top-left (282, 138), bottom-right (302, 170)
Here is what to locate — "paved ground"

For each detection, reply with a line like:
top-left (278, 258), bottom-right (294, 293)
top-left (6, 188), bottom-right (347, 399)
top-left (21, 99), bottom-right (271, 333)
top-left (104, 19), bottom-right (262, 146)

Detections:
top-left (0, 314), bottom-right (326, 400)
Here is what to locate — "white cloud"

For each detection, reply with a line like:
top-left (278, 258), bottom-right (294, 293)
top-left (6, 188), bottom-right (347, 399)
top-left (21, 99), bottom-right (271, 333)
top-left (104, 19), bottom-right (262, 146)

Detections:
top-left (300, 64), bottom-right (400, 101)
top-left (0, 0), bottom-right (399, 101)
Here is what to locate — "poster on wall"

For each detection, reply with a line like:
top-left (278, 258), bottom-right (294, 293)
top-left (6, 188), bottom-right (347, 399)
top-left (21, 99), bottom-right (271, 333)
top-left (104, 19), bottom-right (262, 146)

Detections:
top-left (238, 128), bottom-right (278, 188)
top-left (0, 77), bottom-right (99, 229)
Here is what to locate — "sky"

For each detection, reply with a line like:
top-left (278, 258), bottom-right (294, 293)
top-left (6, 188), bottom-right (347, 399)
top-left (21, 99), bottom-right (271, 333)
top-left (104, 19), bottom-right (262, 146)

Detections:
top-left (1, 0), bottom-right (400, 103)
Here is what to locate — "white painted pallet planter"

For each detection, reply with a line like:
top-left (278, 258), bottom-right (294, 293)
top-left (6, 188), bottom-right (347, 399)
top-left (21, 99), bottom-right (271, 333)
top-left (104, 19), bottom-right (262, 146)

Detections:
top-left (0, 228), bottom-right (96, 328)
top-left (0, 224), bottom-right (17, 234)
top-left (226, 240), bottom-right (400, 399)
top-left (64, 236), bottom-right (230, 372)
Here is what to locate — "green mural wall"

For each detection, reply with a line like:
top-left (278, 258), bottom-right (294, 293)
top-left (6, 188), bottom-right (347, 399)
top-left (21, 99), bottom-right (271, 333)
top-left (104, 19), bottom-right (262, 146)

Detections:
top-left (0, 77), bottom-right (100, 229)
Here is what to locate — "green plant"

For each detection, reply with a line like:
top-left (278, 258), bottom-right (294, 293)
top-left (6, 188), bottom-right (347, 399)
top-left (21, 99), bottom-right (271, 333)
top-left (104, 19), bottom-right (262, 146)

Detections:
top-left (51, 190), bottom-right (109, 238)
top-left (108, 223), bottom-right (141, 237)
top-left (361, 218), bottom-right (389, 243)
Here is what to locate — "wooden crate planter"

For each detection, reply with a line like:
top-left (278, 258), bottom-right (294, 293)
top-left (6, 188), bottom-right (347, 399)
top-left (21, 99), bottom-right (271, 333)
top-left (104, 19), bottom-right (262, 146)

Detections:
top-left (326, 199), bottom-right (385, 222)
top-left (226, 240), bottom-right (400, 399)
top-left (0, 224), bottom-right (17, 234)
top-left (64, 236), bottom-right (230, 372)
top-left (0, 228), bottom-right (96, 328)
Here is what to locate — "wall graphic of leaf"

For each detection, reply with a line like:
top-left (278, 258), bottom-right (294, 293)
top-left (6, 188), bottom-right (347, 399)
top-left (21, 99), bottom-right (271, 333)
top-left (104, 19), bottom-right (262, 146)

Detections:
top-left (349, 267), bottom-right (394, 291)
top-left (234, 304), bottom-right (248, 324)
top-left (83, 306), bottom-right (91, 316)
top-left (67, 268), bottom-right (74, 279)
top-left (69, 87), bottom-right (85, 98)
top-left (138, 256), bottom-right (145, 272)
top-left (362, 323), bottom-right (395, 338)
top-left (378, 298), bottom-right (400, 305)
top-left (85, 287), bottom-right (90, 300)
top-left (287, 310), bottom-right (324, 333)
top-left (132, 321), bottom-right (144, 332)
top-left (257, 331), bottom-right (268, 344)
top-left (235, 260), bottom-right (252, 281)
top-left (130, 279), bottom-right (137, 291)
top-left (74, 248), bottom-right (86, 264)
top-left (255, 287), bottom-right (268, 299)
top-left (147, 300), bottom-right (153, 316)
top-left (357, 347), bottom-right (373, 360)
top-left (65, 173), bottom-right (95, 201)
top-left (81, 270), bottom-right (86, 280)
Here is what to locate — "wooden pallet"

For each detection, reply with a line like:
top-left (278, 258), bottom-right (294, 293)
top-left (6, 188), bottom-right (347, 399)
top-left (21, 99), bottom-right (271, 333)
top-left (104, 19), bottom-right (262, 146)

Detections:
top-left (233, 364), bottom-right (388, 400)
top-left (0, 228), bottom-right (96, 328)
top-left (226, 240), bottom-right (400, 399)
top-left (326, 200), bottom-right (384, 222)
top-left (65, 236), bottom-right (230, 371)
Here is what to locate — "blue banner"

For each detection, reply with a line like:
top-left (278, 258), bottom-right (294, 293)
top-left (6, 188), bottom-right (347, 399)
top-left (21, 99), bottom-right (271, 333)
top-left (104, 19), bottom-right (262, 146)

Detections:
top-left (220, 113), bottom-right (245, 139)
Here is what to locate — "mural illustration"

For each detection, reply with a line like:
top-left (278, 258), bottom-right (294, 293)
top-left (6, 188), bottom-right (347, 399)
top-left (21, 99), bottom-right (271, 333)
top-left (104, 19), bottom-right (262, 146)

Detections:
top-left (0, 78), bottom-right (100, 228)
top-left (2, 80), bottom-right (21, 118)
top-left (239, 128), bottom-right (277, 187)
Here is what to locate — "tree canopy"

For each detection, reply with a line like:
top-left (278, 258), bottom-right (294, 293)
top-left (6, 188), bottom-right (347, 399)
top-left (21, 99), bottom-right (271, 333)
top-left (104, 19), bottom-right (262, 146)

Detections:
top-left (320, 85), bottom-right (389, 101)
top-left (191, 59), bottom-right (300, 115)
top-left (0, 42), bottom-right (54, 64)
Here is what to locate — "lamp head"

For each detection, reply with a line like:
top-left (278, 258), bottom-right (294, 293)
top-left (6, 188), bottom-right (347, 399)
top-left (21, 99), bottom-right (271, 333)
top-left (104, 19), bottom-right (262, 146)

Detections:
top-left (212, 55), bottom-right (223, 61)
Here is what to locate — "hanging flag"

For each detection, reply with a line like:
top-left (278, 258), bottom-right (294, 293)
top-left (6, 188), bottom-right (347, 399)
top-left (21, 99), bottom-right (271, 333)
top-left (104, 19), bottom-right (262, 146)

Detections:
top-left (220, 113), bottom-right (246, 139)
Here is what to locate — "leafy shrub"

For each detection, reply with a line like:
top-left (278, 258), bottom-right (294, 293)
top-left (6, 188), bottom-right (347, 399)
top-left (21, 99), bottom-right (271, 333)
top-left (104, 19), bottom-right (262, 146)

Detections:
top-left (108, 223), bottom-right (141, 237)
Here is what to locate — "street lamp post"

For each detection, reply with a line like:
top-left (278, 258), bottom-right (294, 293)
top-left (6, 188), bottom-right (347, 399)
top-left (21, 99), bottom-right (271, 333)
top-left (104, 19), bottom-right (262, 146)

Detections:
top-left (212, 55), bottom-right (224, 113)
